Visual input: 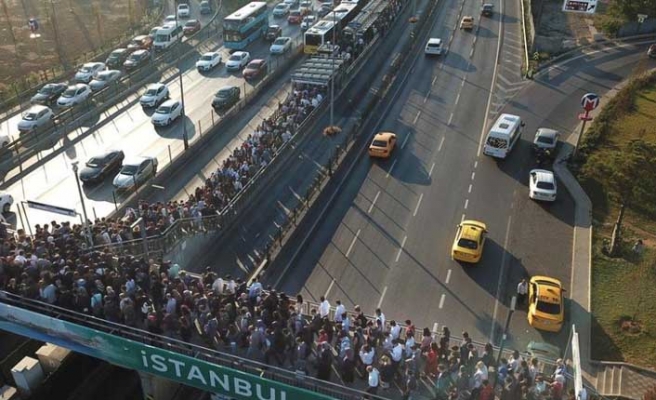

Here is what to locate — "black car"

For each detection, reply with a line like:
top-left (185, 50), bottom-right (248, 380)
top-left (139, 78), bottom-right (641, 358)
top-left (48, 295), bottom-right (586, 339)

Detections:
top-left (212, 86), bottom-right (241, 110)
top-left (79, 150), bottom-right (125, 184)
top-left (481, 3), bottom-right (493, 16)
top-left (649, 44), bottom-right (656, 59)
top-left (265, 25), bottom-right (283, 41)
top-left (123, 49), bottom-right (150, 72)
top-left (105, 48), bottom-right (131, 69)
top-left (30, 83), bottom-right (68, 105)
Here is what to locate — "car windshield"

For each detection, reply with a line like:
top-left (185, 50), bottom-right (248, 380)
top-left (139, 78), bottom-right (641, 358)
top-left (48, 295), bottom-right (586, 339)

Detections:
top-left (145, 87), bottom-right (159, 96)
top-left (120, 165), bottom-right (139, 176)
top-left (79, 66), bottom-right (93, 73)
top-left (129, 54), bottom-right (141, 61)
top-left (247, 61), bottom-right (261, 68)
top-left (129, 40), bottom-right (141, 46)
top-left (201, 54), bottom-right (214, 61)
top-left (156, 105), bottom-right (172, 114)
top-left (185, 21), bottom-right (196, 27)
top-left (86, 157), bottom-right (107, 167)
top-left (216, 89), bottom-right (232, 98)
top-left (372, 140), bottom-right (387, 147)
top-left (275, 4), bottom-right (285, 9)
top-left (179, 4), bottom-right (188, 9)
top-left (39, 85), bottom-right (54, 94)
top-left (536, 181), bottom-right (555, 190)
top-left (457, 238), bottom-right (478, 250)
top-left (229, 54), bottom-right (242, 61)
top-left (273, 38), bottom-right (287, 45)
top-left (22, 112), bottom-right (38, 121)
top-left (537, 135), bottom-right (553, 144)
top-left (536, 300), bottom-right (560, 315)
top-left (95, 74), bottom-right (108, 81)
top-left (62, 88), bottom-right (76, 97)
top-left (290, 11), bottom-right (300, 16)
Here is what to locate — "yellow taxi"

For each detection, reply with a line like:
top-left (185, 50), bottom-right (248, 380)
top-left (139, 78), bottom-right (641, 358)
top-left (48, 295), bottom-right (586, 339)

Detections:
top-left (451, 220), bottom-right (487, 263)
top-left (460, 16), bottom-right (474, 30)
top-left (368, 132), bottom-right (397, 159)
top-left (527, 276), bottom-right (565, 332)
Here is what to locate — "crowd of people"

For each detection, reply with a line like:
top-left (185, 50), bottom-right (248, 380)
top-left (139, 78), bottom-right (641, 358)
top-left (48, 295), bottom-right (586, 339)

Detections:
top-left (0, 236), bottom-right (577, 400)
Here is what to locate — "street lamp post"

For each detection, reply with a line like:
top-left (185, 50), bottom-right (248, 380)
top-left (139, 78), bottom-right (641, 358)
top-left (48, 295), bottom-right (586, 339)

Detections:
top-left (71, 161), bottom-right (94, 248)
top-left (174, 10), bottom-right (190, 150)
top-left (131, 217), bottom-right (149, 258)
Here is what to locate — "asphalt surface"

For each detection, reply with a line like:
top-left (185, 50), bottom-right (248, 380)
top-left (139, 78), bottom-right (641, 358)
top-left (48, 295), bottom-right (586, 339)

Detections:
top-left (2, 4), bottom-right (310, 230)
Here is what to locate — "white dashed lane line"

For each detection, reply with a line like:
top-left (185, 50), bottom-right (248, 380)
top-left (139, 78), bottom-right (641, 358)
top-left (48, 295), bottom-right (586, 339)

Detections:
top-left (439, 294), bottom-right (446, 309)
top-left (368, 191), bottom-right (380, 214)
top-left (413, 111), bottom-right (421, 124)
top-left (429, 162), bottom-right (436, 177)
top-left (378, 286), bottom-right (388, 308)
top-left (345, 229), bottom-right (361, 259)
top-left (438, 136), bottom-right (445, 152)
top-left (413, 193), bottom-right (424, 217)
top-left (464, 199), bottom-right (469, 209)
top-left (401, 132), bottom-right (411, 149)
top-left (395, 235), bottom-right (407, 262)
top-left (386, 160), bottom-right (397, 178)
top-left (446, 269), bottom-right (452, 284)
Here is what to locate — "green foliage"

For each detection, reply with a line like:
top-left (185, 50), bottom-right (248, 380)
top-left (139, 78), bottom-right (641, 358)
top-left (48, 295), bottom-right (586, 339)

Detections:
top-left (607, 0), bottom-right (656, 20)
top-left (596, 14), bottom-right (625, 37)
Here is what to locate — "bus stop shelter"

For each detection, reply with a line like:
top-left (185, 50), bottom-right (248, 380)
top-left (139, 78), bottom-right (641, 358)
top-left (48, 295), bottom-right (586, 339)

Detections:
top-left (291, 56), bottom-right (346, 87)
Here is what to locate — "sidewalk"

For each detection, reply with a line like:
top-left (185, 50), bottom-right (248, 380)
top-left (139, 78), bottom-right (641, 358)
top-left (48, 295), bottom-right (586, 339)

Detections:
top-left (553, 68), bottom-right (656, 397)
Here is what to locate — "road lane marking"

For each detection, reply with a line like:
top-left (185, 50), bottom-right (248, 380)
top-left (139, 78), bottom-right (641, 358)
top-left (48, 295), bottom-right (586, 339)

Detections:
top-left (471, 172), bottom-right (475, 180)
top-left (395, 235), bottom-right (407, 262)
top-left (474, 161), bottom-right (478, 169)
top-left (468, 184), bottom-right (472, 193)
top-left (386, 160), bottom-right (397, 178)
top-left (433, 322), bottom-right (439, 335)
top-left (377, 286), bottom-right (388, 308)
top-left (448, 112), bottom-right (454, 126)
top-left (402, 133), bottom-right (411, 149)
top-left (429, 162), bottom-right (436, 177)
top-left (413, 193), bottom-right (424, 217)
top-left (461, 214), bottom-right (466, 222)
top-left (446, 269), bottom-right (452, 284)
top-left (439, 294), bottom-right (446, 309)
top-left (461, 78), bottom-right (466, 88)
top-left (455, 92), bottom-right (461, 106)
top-left (432, 76), bottom-right (437, 86)
top-left (477, 0), bottom-right (504, 157)
top-left (325, 279), bottom-right (335, 298)
top-left (413, 111), bottom-right (421, 124)
top-left (438, 136), bottom-right (445, 152)
top-left (368, 191), bottom-right (380, 214)
top-left (490, 214), bottom-right (513, 342)
top-left (345, 229), bottom-right (361, 259)
top-left (464, 199), bottom-right (469, 209)
top-left (470, 47), bottom-right (475, 58)
top-left (424, 93), bottom-right (429, 103)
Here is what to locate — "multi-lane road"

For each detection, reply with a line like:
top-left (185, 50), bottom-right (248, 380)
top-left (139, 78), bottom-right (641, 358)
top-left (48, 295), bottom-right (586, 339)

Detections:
top-left (2, 4), bottom-right (304, 230)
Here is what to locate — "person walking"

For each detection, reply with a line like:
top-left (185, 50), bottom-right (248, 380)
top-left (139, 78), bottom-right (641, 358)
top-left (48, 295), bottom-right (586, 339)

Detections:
top-left (366, 365), bottom-right (380, 397)
top-left (517, 279), bottom-right (528, 307)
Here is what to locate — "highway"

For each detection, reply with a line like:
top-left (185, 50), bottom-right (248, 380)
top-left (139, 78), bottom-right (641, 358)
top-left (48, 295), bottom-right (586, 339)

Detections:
top-left (3, 5), bottom-right (306, 231)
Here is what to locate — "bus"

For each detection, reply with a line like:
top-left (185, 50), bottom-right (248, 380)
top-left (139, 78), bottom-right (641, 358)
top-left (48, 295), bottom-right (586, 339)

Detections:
top-left (342, 0), bottom-right (388, 44)
top-left (223, 2), bottom-right (269, 50)
top-left (304, 20), bottom-right (337, 54)
top-left (303, 1), bottom-right (366, 54)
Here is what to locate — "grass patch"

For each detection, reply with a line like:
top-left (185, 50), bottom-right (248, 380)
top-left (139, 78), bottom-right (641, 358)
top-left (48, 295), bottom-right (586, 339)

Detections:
top-left (582, 77), bottom-right (656, 368)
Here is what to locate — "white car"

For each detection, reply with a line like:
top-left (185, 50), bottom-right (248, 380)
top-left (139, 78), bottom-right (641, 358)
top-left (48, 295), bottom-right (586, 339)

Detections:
top-left (17, 105), bottom-right (54, 134)
top-left (529, 169), bottom-right (557, 202)
top-left (163, 15), bottom-right (176, 24)
top-left (301, 15), bottom-right (316, 30)
top-left (270, 37), bottom-right (292, 54)
top-left (57, 84), bottom-right (92, 107)
top-left (74, 62), bottom-right (106, 83)
top-left (196, 52), bottom-right (222, 71)
top-left (273, 2), bottom-right (291, 17)
top-left (140, 83), bottom-right (170, 108)
top-left (151, 99), bottom-right (183, 126)
top-left (0, 192), bottom-right (14, 213)
top-left (113, 156), bottom-right (158, 190)
top-left (89, 70), bottom-right (122, 91)
top-left (299, 0), bottom-right (313, 13)
top-left (177, 3), bottom-right (190, 18)
top-left (226, 51), bottom-right (250, 70)
top-left (425, 38), bottom-right (443, 55)
top-left (0, 132), bottom-right (10, 147)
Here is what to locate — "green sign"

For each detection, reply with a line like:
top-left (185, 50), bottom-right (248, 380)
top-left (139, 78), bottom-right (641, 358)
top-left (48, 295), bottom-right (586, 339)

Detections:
top-left (0, 303), bottom-right (333, 400)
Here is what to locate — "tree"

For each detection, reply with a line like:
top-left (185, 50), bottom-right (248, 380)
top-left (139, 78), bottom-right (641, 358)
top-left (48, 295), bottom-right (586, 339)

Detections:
top-left (608, 0), bottom-right (656, 21)
top-left (582, 139), bottom-right (656, 255)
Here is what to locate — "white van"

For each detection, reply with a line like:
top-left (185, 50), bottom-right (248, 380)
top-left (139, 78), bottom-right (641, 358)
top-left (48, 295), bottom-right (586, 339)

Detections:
top-left (425, 38), bottom-right (443, 55)
top-left (153, 23), bottom-right (183, 51)
top-left (483, 113), bottom-right (524, 159)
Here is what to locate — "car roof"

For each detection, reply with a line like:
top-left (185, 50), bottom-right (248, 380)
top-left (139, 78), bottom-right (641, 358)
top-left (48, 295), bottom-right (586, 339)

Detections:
top-left (147, 83), bottom-right (165, 90)
top-left (83, 62), bottom-right (104, 68)
top-left (232, 51), bottom-right (248, 56)
top-left (219, 85), bottom-right (238, 91)
top-left (27, 104), bottom-right (50, 113)
top-left (71, 83), bottom-right (89, 89)
top-left (269, 24), bottom-right (281, 28)
top-left (459, 220), bottom-right (486, 240)
top-left (374, 132), bottom-right (394, 140)
top-left (248, 59), bottom-right (265, 65)
top-left (133, 35), bottom-right (148, 40)
top-left (160, 99), bottom-right (179, 107)
top-left (427, 38), bottom-right (442, 45)
top-left (530, 169), bottom-right (555, 183)
top-left (536, 128), bottom-right (559, 138)
top-left (531, 276), bottom-right (562, 304)
top-left (132, 49), bottom-right (148, 55)
top-left (90, 150), bottom-right (120, 159)
top-left (123, 156), bottom-right (152, 166)
top-left (112, 48), bottom-right (128, 53)
top-left (202, 51), bottom-right (219, 56)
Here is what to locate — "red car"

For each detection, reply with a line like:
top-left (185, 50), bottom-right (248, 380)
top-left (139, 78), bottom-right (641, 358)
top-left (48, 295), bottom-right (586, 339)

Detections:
top-left (243, 59), bottom-right (267, 80)
top-left (183, 19), bottom-right (201, 36)
top-left (288, 10), bottom-right (302, 24)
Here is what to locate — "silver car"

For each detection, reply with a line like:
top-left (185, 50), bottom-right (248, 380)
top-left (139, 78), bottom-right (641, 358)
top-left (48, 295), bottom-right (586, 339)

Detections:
top-left (113, 156), bottom-right (158, 190)
top-left (89, 70), bottom-right (122, 92)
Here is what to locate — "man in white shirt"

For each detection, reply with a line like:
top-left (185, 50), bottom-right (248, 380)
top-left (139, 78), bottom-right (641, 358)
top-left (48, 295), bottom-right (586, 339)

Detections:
top-left (375, 308), bottom-right (386, 329)
top-left (334, 300), bottom-right (345, 323)
top-left (391, 340), bottom-right (404, 374)
top-left (359, 344), bottom-right (375, 368)
top-left (389, 320), bottom-right (401, 341)
top-left (212, 276), bottom-right (224, 295)
top-left (248, 278), bottom-right (263, 304)
top-left (319, 296), bottom-right (330, 318)
top-left (366, 366), bottom-right (379, 395)
top-left (517, 278), bottom-right (528, 307)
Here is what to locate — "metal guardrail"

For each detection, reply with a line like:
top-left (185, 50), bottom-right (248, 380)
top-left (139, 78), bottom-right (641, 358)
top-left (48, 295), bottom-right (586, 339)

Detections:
top-left (0, 0), bottom-right (226, 183)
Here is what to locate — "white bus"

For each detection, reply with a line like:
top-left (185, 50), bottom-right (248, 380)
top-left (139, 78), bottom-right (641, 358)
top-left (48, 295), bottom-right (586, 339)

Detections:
top-left (483, 113), bottom-right (525, 159)
top-left (153, 23), bottom-right (184, 51)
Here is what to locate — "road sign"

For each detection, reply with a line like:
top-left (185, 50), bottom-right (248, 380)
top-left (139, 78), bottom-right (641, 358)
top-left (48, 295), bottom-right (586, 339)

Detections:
top-left (580, 92), bottom-right (599, 111)
top-left (638, 14), bottom-right (648, 23)
top-left (26, 200), bottom-right (77, 217)
top-left (562, 0), bottom-right (597, 14)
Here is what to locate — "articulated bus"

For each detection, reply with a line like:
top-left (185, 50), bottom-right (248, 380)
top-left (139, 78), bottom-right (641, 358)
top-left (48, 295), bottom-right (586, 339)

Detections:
top-left (223, 1), bottom-right (269, 50)
top-left (342, 0), bottom-right (389, 44)
top-left (303, 0), bottom-right (366, 54)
